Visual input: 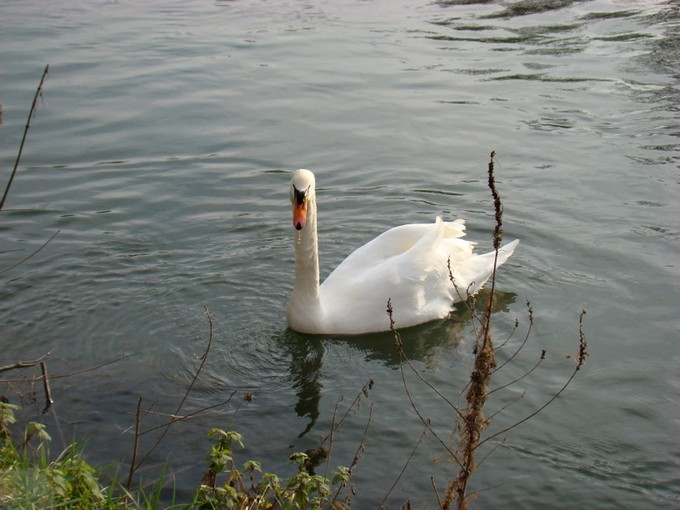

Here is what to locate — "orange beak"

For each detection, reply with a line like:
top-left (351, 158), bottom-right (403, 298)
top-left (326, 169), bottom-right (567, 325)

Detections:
top-left (293, 199), bottom-right (307, 230)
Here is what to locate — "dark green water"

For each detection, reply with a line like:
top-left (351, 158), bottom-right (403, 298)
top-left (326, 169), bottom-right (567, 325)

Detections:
top-left (1, 0), bottom-right (678, 507)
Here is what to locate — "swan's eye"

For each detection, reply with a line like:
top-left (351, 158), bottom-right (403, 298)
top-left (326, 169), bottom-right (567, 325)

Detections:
top-left (293, 186), bottom-right (307, 205)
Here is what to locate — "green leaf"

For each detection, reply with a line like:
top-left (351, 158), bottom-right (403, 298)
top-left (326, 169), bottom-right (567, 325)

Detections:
top-left (243, 459), bottom-right (262, 473)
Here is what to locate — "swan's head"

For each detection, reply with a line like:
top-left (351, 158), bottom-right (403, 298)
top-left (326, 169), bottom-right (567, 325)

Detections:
top-left (290, 169), bottom-right (315, 231)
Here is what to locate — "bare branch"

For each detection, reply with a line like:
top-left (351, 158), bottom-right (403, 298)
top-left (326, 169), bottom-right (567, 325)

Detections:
top-left (443, 151), bottom-right (502, 510)
top-left (476, 312), bottom-right (587, 450)
top-left (0, 353), bottom-right (136, 384)
top-left (40, 361), bottom-right (53, 414)
top-left (487, 350), bottom-right (545, 397)
top-left (0, 230), bottom-right (60, 274)
top-left (126, 396), bottom-right (143, 490)
top-left (492, 300), bottom-right (533, 374)
top-left (388, 299), bottom-right (464, 470)
top-left (138, 393), bottom-right (236, 436)
top-left (1, 64), bottom-right (50, 210)
top-left (379, 425), bottom-right (429, 509)
top-left (0, 352), bottom-right (50, 373)
top-left (128, 305), bottom-right (216, 485)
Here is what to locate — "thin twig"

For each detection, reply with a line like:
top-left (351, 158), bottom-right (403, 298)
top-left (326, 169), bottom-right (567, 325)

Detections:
top-left (0, 230), bottom-right (60, 275)
top-left (316, 379), bottom-right (373, 483)
top-left (447, 258), bottom-right (483, 336)
top-left (485, 391), bottom-right (525, 423)
top-left (130, 305), bottom-right (215, 480)
top-left (432, 477), bottom-right (443, 510)
top-left (474, 438), bottom-right (505, 472)
top-left (322, 394), bottom-right (345, 480)
top-left (493, 317), bottom-right (519, 351)
top-left (324, 380), bottom-right (373, 440)
top-left (388, 299), bottom-right (464, 470)
top-left (0, 352), bottom-right (50, 373)
top-left (40, 361), bottom-right (54, 414)
top-left (396, 331), bottom-right (466, 422)
top-left (491, 300), bottom-right (533, 375)
top-left (379, 425), bottom-right (428, 509)
top-left (444, 151), bottom-right (503, 510)
top-left (487, 350), bottom-right (545, 397)
top-left (0, 64), bottom-right (49, 210)
top-left (126, 396), bottom-right (143, 490)
top-left (332, 402), bottom-right (373, 506)
top-left (138, 393), bottom-right (236, 435)
top-left (476, 311), bottom-right (587, 450)
top-left (0, 353), bottom-right (137, 384)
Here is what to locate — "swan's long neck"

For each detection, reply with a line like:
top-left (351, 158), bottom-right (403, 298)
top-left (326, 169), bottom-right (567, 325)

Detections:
top-left (293, 196), bottom-right (320, 302)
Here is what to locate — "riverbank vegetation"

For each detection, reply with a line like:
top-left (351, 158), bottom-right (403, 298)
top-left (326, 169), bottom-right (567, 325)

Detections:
top-left (0, 402), bottom-right (352, 509)
top-left (1, 68), bottom-right (587, 509)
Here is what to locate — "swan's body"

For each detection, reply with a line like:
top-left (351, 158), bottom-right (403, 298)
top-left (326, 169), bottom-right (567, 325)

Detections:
top-left (287, 169), bottom-right (519, 335)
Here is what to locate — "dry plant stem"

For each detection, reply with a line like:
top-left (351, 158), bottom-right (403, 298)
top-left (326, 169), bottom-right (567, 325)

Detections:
top-left (444, 314), bottom-right (495, 510)
top-left (323, 395), bottom-right (344, 478)
top-left (40, 361), bottom-right (54, 414)
top-left (476, 310), bottom-right (588, 450)
top-left (139, 393), bottom-right (236, 436)
top-left (491, 300), bottom-right (533, 374)
top-left (330, 381), bottom-right (372, 433)
top-left (432, 477), bottom-right (443, 509)
top-left (485, 391), bottom-right (525, 423)
top-left (482, 151), bottom-right (502, 336)
top-left (127, 305), bottom-right (215, 489)
top-left (0, 352), bottom-right (50, 373)
top-left (1, 353), bottom-right (139, 384)
top-left (493, 318), bottom-right (519, 351)
top-left (0, 64), bottom-right (49, 210)
top-left (397, 337), bottom-right (466, 422)
top-left (332, 402), bottom-right (373, 507)
top-left (487, 349), bottom-right (544, 396)
top-left (474, 438), bottom-right (505, 472)
top-left (447, 260), bottom-right (482, 335)
top-left (388, 300), bottom-right (464, 470)
top-left (50, 353), bottom-right (137, 380)
top-left (442, 151), bottom-right (503, 510)
top-left (379, 425), bottom-right (429, 509)
top-left (319, 380), bottom-right (373, 482)
top-left (126, 396), bottom-right (143, 490)
top-left (0, 230), bottom-right (60, 275)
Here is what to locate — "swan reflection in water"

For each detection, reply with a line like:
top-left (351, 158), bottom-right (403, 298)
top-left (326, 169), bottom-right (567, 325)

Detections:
top-left (283, 288), bottom-right (517, 437)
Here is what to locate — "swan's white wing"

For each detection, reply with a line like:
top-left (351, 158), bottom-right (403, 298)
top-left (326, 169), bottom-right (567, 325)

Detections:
top-left (322, 218), bottom-right (466, 283)
top-left (319, 218), bottom-right (473, 333)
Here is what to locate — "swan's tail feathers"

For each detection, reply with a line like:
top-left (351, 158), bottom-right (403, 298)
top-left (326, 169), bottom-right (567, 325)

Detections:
top-left (451, 239), bottom-right (519, 300)
top-left (480, 238), bottom-right (519, 276)
top-left (436, 216), bottom-right (467, 239)
top-left (495, 238), bottom-right (520, 266)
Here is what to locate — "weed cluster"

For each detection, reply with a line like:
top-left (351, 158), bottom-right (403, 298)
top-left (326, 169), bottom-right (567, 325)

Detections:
top-left (0, 401), bottom-right (114, 509)
top-left (0, 402), bottom-right (352, 509)
top-left (193, 428), bottom-right (351, 509)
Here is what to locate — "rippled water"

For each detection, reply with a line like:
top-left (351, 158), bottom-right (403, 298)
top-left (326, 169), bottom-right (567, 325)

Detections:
top-left (1, 0), bottom-right (678, 508)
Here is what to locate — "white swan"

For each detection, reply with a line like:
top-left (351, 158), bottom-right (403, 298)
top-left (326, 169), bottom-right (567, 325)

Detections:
top-left (287, 169), bottom-right (519, 335)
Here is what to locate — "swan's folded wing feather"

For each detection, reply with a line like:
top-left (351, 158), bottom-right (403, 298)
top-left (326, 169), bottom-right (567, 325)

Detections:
top-left (318, 218), bottom-right (471, 332)
top-left (322, 218), bottom-right (466, 286)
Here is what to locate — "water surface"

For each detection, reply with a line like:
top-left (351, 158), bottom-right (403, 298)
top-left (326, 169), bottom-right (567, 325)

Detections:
top-left (1, 0), bottom-right (678, 508)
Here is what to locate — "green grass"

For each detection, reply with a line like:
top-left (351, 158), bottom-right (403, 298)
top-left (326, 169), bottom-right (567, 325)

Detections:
top-left (0, 402), bottom-right (350, 510)
top-left (0, 402), bottom-right (121, 509)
